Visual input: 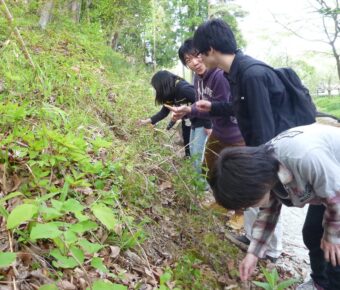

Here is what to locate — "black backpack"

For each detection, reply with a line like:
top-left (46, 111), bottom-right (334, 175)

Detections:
top-left (241, 63), bottom-right (317, 126)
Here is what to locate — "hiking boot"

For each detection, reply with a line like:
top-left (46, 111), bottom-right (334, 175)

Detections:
top-left (227, 212), bottom-right (244, 230)
top-left (264, 255), bottom-right (278, 263)
top-left (296, 279), bottom-right (323, 290)
top-left (235, 235), bottom-right (251, 246)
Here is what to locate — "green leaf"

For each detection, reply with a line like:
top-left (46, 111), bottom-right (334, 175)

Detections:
top-left (160, 271), bottom-right (172, 285)
top-left (40, 206), bottom-right (63, 221)
top-left (60, 181), bottom-right (69, 202)
top-left (69, 220), bottom-right (98, 233)
top-left (262, 267), bottom-right (278, 287)
top-left (91, 257), bottom-right (108, 273)
top-left (89, 280), bottom-right (127, 290)
top-left (30, 223), bottom-right (62, 240)
top-left (91, 203), bottom-right (117, 231)
top-left (0, 252), bottom-right (16, 268)
top-left (50, 249), bottom-right (78, 269)
top-left (64, 230), bottom-right (78, 244)
top-left (63, 199), bottom-right (84, 213)
top-left (38, 284), bottom-right (58, 290)
top-left (253, 281), bottom-right (271, 290)
top-left (78, 239), bottom-right (103, 254)
top-left (0, 205), bottom-right (8, 218)
top-left (0, 191), bottom-right (23, 204)
top-left (70, 246), bottom-right (84, 264)
top-left (277, 278), bottom-right (299, 290)
top-left (7, 203), bottom-right (38, 229)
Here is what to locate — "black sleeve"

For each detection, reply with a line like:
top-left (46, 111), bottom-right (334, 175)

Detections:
top-left (176, 81), bottom-right (196, 104)
top-left (203, 119), bottom-right (212, 129)
top-left (210, 101), bottom-right (234, 116)
top-left (150, 106), bottom-right (170, 125)
top-left (242, 73), bottom-right (275, 145)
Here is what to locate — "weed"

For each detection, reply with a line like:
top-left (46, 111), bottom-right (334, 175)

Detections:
top-left (253, 267), bottom-right (298, 290)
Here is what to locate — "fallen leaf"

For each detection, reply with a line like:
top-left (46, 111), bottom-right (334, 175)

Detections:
top-left (158, 181), bottom-right (172, 191)
top-left (57, 280), bottom-right (76, 290)
top-left (110, 246), bottom-right (120, 258)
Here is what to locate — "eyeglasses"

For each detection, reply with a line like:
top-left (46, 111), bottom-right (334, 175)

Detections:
top-left (184, 54), bottom-right (202, 66)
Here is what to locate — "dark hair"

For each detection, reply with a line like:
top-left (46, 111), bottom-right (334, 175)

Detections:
top-left (178, 38), bottom-right (198, 66)
top-left (151, 70), bottom-right (182, 105)
top-left (193, 18), bottom-right (237, 55)
top-left (209, 145), bottom-right (280, 210)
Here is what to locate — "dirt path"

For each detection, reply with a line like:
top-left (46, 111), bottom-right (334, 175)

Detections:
top-left (277, 206), bottom-right (310, 280)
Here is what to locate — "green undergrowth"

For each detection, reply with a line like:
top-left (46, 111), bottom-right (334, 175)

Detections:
top-left (314, 96), bottom-right (340, 118)
top-left (0, 10), bottom-right (241, 290)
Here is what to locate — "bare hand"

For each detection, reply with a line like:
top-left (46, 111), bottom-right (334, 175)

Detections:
top-left (239, 253), bottom-right (258, 281)
top-left (205, 128), bottom-right (212, 136)
top-left (138, 119), bottom-right (151, 126)
top-left (164, 105), bottom-right (191, 121)
top-left (196, 100), bottom-right (212, 112)
top-left (321, 238), bottom-right (340, 266)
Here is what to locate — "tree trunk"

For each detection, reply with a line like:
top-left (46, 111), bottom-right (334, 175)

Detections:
top-left (70, 0), bottom-right (81, 23)
top-left (39, 0), bottom-right (54, 29)
top-left (0, 0), bottom-right (36, 69)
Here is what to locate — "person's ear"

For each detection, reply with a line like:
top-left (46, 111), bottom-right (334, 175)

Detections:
top-left (208, 47), bottom-right (216, 56)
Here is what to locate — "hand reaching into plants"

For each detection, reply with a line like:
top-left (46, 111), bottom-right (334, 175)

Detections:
top-left (138, 118), bottom-right (152, 126)
top-left (196, 100), bottom-right (212, 112)
top-left (321, 238), bottom-right (340, 266)
top-left (164, 104), bottom-right (191, 121)
top-left (239, 253), bottom-right (258, 281)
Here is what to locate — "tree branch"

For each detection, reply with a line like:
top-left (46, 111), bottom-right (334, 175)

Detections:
top-left (271, 12), bottom-right (329, 44)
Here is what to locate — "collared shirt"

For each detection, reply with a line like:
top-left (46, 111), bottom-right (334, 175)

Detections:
top-left (248, 124), bottom-right (340, 258)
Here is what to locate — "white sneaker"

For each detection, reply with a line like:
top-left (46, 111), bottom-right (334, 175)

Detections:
top-left (296, 279), bottom-right (319, 290)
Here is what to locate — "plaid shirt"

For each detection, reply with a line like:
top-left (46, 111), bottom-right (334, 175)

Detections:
top-left (248, 124), bottom-right (340, 258)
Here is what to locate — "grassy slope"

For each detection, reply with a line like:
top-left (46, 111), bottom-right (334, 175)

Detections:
top-left (0, 8), bottom-right (244, 290)
top-left (314, 96), bottom-right (340, 119)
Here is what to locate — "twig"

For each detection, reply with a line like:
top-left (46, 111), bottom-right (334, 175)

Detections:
top-left (7, 231), bottom-right (18, 290)
top-left (68, 249), bottom-right (93, 290)
top-left (270, 12), bottom-right (329, 43)
top-left (112, 193), bottom-right (157, 284)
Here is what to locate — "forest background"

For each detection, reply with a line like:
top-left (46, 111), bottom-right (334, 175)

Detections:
top-left (0, 0), bottom-right (339, 290)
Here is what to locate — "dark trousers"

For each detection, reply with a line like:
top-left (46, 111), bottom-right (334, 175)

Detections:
top-left (303, 204), bottom-right (340, 290)
top-left (181, 120), bottom-right (191, 157)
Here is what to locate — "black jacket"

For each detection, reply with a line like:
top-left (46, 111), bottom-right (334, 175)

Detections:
top-left (211, 51), bottom-right (301, 146)
top-left (150, 80), bottom-right (212, 129)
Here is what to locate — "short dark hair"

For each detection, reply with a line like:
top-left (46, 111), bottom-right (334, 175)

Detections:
top-left (178, 38), bottom-right (198, 66)
top-left (151, 70), bottom-right (182, 105)
top-left (193, 18), bottom-right (237, 55)
top-left (209, 145), bottom-right (279, 210)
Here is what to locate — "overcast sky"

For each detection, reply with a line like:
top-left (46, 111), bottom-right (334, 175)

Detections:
top-left (235, 0), bottom-right (337, 72)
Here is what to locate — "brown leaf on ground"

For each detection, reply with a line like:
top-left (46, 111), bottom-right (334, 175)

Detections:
top-left (57, 280), bottom-right (77, 290)
top-left (158, 181), bottom-right (172, 192)
top-left (110, 246), bottom-right (121, 258)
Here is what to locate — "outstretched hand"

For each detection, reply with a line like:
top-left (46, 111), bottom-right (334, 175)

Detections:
top-left (239, 253), bottom-right (258, 281)
top-left (137, 118), bottom-right (151, 126)
top-left (321, 238), bottom-right (340, 266)
top-left (196, 100), bottom-right (212, 112)
top-left (164, 104), bottom-right (190, 121)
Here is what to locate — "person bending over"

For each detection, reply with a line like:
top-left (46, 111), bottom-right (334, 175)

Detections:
top-left (210, 123), bottom-right (340, 290)
top-left (139, 70), bottom-right (211, 158)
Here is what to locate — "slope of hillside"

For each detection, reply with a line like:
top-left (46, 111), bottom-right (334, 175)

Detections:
top-left (0, 10), bottom-right (249, 290)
